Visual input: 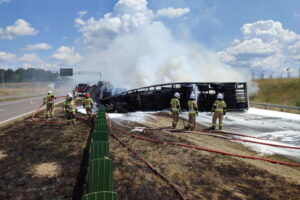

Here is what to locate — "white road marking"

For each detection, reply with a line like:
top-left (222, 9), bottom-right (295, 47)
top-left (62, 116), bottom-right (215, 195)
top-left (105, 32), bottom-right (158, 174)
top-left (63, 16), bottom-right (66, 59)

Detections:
top-left (0, 100), bottom-right (64, 125)
top-left (0, 109), bottom-right (5, 112)
top-left (0, 110), bottom-right (36, 125)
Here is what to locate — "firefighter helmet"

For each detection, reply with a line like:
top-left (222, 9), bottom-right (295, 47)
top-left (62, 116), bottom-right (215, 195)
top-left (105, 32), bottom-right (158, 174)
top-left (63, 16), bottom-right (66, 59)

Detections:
top-left (217, 93), bottom-right (223, 100)
top-left (190, 93), bottom-right (196, 100)
top-left (174, 92), bottom-right (180, 98)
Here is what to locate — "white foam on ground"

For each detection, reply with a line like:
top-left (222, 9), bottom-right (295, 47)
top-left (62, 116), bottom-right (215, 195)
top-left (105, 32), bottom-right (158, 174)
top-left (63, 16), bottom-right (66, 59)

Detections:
top-left (109, 109), bottom-right (300, 161)
top-left (76, 106), bottom-right (98, 115)
top-left (108, 112), bottom-right (157, 124)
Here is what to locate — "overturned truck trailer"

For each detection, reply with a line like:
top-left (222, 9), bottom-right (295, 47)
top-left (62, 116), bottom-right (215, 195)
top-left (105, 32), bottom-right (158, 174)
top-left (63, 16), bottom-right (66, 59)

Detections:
top-left (100, 82), bottom-right (248, 112)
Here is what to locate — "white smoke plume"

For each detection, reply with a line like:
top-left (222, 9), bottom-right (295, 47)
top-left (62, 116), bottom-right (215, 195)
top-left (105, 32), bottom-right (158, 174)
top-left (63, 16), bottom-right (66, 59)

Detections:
top-left (75, 0), bottom-right (256, 93)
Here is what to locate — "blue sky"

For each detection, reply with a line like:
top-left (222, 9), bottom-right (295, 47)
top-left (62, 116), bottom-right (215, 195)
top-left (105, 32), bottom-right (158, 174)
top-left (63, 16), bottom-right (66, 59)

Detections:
top-left (1, 0), bottom-right (300, 82)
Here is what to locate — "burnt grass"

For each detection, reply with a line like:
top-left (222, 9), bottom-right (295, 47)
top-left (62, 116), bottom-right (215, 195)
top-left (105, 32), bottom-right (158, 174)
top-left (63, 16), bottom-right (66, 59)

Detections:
top-left (110, 125), bottom-right (300, 200)
top-left (1, 108), bottom-right (300, 200)
top-left (0, 106), bottom-right (91, 200)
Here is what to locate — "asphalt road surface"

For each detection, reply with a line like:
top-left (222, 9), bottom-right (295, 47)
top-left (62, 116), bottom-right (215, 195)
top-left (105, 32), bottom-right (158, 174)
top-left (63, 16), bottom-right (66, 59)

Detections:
top-left (0, 93), bottom-right (66, 125)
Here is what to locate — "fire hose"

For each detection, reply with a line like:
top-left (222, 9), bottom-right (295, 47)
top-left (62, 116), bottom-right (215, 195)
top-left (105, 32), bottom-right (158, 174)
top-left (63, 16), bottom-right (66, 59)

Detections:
top-left (109, 115), bottom-right (300, 150)
top-left (106, 113), bottom-right (188, 199)
top-left (110, 131), bottom-right (188, 200)
top-left (107, 116), bottom-right (300, 167)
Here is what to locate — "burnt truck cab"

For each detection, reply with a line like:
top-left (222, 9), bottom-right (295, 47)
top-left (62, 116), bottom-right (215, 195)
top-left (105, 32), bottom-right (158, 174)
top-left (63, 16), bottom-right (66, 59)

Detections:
top-left (74, 83), bottom-right (90, 97)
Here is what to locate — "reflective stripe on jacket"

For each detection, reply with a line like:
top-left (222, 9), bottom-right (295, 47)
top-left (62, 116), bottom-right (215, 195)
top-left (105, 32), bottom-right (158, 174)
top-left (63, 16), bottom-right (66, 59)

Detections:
top-left (212, 100), bottom-right (226, 112)
top-left (170, 98), bottom-right (180, 111)
top-left (188, 100), bottom-right (198, 114)
top-left (45, 94), bottom-right (55, 104)
top-left (64, 99), bottom-right (76, 112)
top-left (84, 97), bottom-right (93, 108)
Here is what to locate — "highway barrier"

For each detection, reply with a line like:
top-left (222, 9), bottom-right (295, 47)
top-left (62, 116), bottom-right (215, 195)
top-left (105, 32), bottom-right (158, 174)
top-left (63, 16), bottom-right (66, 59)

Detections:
top-left (250, 102), bottom-right (300, 111)
top-left (82, 108), bottom-right (117, 200)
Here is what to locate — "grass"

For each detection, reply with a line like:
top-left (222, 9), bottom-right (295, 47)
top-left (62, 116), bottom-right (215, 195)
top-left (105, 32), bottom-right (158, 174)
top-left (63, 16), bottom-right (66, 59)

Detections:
top-left (0, 82), bottom-right (53, 97)
top-left (250, 78), bottom-right (300, 107)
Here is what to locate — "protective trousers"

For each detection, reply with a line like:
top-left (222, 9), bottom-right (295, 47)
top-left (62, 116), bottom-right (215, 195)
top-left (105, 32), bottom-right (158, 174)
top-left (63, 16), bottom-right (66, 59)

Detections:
top-left (85, 106), bottom-right (92, 117)
top-left (188, 113), bottom-right (196, 130)
top-left (46, 103), bottom-right (54, 118)
top-left (172, 110), bottom-right (179, 128)
top-left (212, 111), bottom-right (224, 129)
top-left (66, 111), bottom-right (76, 124)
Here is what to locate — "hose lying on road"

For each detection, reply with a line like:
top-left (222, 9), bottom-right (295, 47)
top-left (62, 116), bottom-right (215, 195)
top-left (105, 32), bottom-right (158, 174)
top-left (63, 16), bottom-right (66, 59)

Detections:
top-left (107, 116), bottom-right (300, 168)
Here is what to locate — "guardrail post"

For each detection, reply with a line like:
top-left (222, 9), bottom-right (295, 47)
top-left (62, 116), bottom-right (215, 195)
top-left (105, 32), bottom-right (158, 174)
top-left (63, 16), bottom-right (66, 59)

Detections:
top-left (82, 108), bottom-right (117, 200)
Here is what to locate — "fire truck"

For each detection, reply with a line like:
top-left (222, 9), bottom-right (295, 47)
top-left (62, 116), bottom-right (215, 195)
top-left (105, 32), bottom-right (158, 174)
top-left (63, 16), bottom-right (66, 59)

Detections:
top-left (73, 83), bottom-right (90, 97)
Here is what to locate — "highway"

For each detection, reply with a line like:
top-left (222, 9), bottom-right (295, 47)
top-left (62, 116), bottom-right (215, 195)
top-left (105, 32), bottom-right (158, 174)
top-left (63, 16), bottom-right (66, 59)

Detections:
top-left (0, 93), bottom-right (67, 125)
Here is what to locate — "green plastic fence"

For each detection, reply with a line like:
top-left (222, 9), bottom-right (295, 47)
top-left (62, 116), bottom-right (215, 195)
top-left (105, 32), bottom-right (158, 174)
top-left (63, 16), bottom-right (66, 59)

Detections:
top-left (88, 158), bottom-right (113, 193)
top-left (82, 191), bottom-right (117, 200)
top-left (91, 141), bottom-right (109, 159)
top-left (82, 108), bottom-right (118, 200)
top-left (93, 130), bottom-right (109, 141)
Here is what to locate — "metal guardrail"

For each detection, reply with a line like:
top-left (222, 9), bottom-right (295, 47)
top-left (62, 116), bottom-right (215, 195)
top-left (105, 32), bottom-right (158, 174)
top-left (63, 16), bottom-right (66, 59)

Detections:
top-left (250, 102), bottom-right (300, 111)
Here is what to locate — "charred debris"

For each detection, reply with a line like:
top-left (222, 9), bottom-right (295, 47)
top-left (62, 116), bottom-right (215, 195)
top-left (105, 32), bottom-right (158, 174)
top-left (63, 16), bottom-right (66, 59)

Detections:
top-left (87, 81), bottom-right (248, 113)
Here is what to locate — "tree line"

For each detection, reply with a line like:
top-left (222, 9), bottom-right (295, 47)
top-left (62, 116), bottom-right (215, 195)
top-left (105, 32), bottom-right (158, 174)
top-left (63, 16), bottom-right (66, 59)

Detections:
top-left (0, 68), bottom-right (59, 82)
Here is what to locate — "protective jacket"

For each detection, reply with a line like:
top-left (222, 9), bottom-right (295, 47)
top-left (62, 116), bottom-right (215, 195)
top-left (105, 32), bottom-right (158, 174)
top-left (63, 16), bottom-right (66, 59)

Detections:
top-left (170, 98), bottom-right (181, 112)
top-left (212, 100), bottom-right (227, 112)
top-left (44, 94), bottom-right (55, 104)
top-left (83, 97), bottom-right (93, 109)
top-left (64, 98), bottom-right (76, 112)
top-left (188, 100), bottom-right (198, 114)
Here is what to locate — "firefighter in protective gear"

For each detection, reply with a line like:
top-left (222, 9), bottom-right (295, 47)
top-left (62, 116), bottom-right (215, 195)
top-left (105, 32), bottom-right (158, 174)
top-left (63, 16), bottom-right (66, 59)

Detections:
top-left (211, 93), bottom-right (227, 130)
top-left (83, 93), bottom-right (93, 117)
top-left (170, 92), bottom-right (181, 128)
top-left (64, 93), bottom-right (76, 124)
top-left (187, 93), bottom-right (198, 130)
top-left (43, 90), bottom-right (56, 118)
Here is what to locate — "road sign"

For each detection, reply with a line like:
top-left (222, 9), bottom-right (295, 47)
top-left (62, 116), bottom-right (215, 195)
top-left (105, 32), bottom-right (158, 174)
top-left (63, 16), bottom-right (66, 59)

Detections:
top-left (60, 68), bottom-right (73, 76)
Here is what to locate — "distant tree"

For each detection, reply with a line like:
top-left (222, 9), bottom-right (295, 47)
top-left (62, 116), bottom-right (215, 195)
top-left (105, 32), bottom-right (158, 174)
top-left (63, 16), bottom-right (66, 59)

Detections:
top-left (0, 67), bottom-right (59, 82)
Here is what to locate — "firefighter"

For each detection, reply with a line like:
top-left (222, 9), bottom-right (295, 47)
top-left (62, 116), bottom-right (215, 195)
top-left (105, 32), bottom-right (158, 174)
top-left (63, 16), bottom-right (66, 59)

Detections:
top-left (170, 92), bottom-right (181, 128)
top-left (64, 93), bottom-right (76, 124)
top-left (187, 93), bottom-right (198, 130)
top-left (211, 93), bottom-right (227, 130)
top-left (43, 90), bottom-right (56, 118)
top-left (83, 93), bottom-right (93, 117)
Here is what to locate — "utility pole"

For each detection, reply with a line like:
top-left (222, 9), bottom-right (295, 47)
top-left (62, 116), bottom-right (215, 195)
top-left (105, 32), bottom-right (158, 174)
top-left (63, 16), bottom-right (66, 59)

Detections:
top-left (251, 69), bottom-right (255, 80)
top-left (260, 70), bottom-right (264, 80)
top-left (286, 68), bottom-right (290, 78)
top-left (1, 70), bottom-right (4, 88)
top-left (269, 71), bottom-right (273, 79)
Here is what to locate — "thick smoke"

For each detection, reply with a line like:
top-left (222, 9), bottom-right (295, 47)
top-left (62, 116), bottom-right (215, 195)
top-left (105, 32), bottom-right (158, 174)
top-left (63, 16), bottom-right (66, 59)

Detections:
top-left (75, 0), bottom-right (257, 93)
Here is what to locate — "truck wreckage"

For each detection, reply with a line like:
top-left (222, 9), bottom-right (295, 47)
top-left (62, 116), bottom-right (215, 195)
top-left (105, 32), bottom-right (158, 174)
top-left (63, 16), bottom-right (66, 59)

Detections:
top-left (90, 82), bottom-right (249, 113)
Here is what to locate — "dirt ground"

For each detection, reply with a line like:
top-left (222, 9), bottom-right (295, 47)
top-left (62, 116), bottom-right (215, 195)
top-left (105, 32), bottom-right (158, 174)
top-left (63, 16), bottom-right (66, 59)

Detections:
top-left (0, 104), bottom-right (91, 200)
top-left (1, 108), bottom-right (300, 200)
top-left (110, 112), bottom-right (300, 200)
